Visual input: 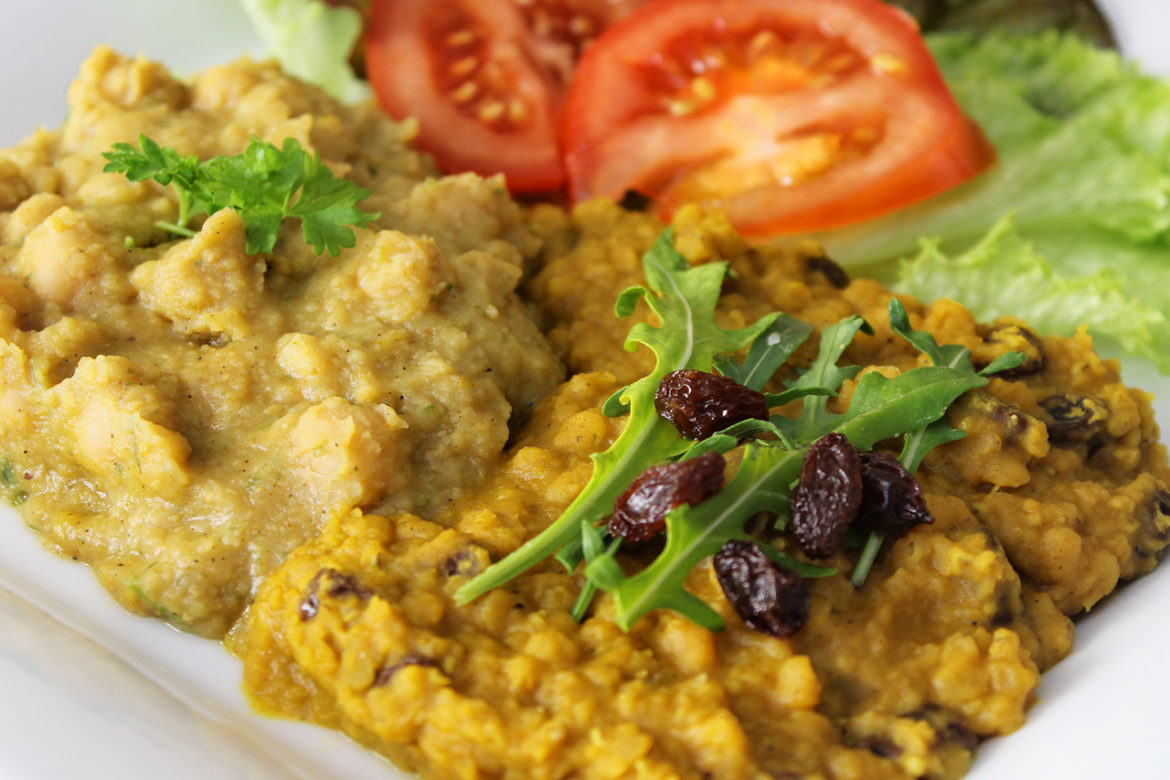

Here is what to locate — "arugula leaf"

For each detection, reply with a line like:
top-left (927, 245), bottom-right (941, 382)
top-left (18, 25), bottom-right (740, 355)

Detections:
top-left (713, 315), bottom-right (814, 390)
top-left (602, 344), bottom-right (989, 628)
top-left (831, 366), bottom-right (987, 449)
top-left (886, 297), bottom-right (972, 370)
top-left (772, 316), bottom-right (867, 444)
top-left (900, 419), bottom-right (968, 473)
top-left (601, 387), bottom-right (631, 417)
top-left (459, 229), bottom-right (1006, 633)
top-left (455, 230), bottom-right (780, 605)
top-left (681, 417), bottom-right (797, 458)
top-left (102, 134), bottom-right (378, 256)
top-left (606, 443), bottom-right (807, 630)
top-left (595, 297), bottom-right (1008, 625)
top-left (845, 298), bottom-right (1022, 586)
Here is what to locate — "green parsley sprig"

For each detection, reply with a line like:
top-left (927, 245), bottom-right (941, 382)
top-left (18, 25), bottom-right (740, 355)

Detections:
top-left (102, 133), bottom-right (378, 256)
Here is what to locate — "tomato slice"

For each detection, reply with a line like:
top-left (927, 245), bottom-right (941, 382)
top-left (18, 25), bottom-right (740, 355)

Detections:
top-left (365, 0), bottom-right (647, 193)
top-left (561, 0), bottom-right (994, 234)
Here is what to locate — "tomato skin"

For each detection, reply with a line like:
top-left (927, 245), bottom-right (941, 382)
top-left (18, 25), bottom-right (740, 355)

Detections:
top-left (365, 0), bottom-right (563, 192)
top-left (561, 0), bottom-right (994, 234)
top-left (365, 0), bottom-right (649, 194)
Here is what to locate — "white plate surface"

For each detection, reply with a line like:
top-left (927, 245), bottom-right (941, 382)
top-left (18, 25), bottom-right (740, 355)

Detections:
top-left (0, 1), bottom-right (1166, 779)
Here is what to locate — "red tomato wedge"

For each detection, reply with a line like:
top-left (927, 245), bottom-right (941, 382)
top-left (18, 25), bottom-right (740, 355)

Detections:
top-left (561, 0), bottom-right (994, 234)
top-left (365, 0), bottom-right (647, 193)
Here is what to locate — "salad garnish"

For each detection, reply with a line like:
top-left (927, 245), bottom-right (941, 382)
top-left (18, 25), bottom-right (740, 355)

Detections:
top-left (456, 231), bottom-right (1024, 632)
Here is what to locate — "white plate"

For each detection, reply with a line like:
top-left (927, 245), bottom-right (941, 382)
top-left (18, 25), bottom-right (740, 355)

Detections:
top-left (0, 2), bottom-right (1166, 778)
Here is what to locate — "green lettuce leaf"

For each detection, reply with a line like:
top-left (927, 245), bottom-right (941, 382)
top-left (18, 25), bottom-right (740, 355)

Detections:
top-left (239, 0), bottom-right (369, 103)
top-left (883, 0), bottom-right (1115, 47)
top-left (811, 30), bottom-right (1170, 373)
top-left (898, 219), bottom-right (1170, 370)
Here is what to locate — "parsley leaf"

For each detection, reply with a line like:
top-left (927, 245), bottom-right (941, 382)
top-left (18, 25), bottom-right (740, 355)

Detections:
top-left (102, 134), bottom-right (378, 256)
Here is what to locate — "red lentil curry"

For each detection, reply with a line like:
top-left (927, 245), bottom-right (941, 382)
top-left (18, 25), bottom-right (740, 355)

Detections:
top-left (0, 49), bottom-right (1166, 780)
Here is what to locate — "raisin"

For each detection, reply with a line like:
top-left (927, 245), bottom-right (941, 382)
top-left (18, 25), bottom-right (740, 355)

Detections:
top-left (442, 549), bottom-right (479, 577)
top-left (978, 324), bottom-right (1046, 377)
top-left (713, 539), bottom-right (810, 638)
top-left (855, 451), bottom-right (933, 537)
top-left (298, 568), bottom-right (371, 621)
top-left (805, 253), bottom-right (850, 289)
top-left (989, 584), bottom-right (1018, 628)
top-left (789, 433), bottom-right (863, 558)
top-left (904, 705), bottom-right (978, 752)
top-left (942, 720), bottom-right (979, 753)
top-left (857, 736), bottom-right (902, 759)
top-left (617, 189), bottom-right (652, 212)
top-left (1135, 487), bottom-right (1170, 558)
top-left (299, 571), bottom-right (325, 620)
top-left (327, 572), bottom-right (371, 599)
top-left (373, 654), bottom-right (439, 686)
top-left (1040, 393), bottom-right (1109, 445)
top-left (609, 452), bottom-right (725, 541)
top-left (655, 369), bottom-right (770, 440)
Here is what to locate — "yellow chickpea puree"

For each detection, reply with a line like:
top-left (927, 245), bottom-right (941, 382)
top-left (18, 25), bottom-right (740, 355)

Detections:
top-left (240, 202), bottom-right (1166, 778)
top-left (0, 49), bottom-right (1167, 780)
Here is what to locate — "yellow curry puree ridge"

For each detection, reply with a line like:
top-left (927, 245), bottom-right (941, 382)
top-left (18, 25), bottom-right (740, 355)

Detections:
top-left (0, 46), bottom-right (1167, 780)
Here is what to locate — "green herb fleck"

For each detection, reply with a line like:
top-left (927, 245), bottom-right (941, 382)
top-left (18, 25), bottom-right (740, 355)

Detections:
top-left (123, 580), bottom-right (192, 632)
top-left (0, 458), bottom-right (28, 505)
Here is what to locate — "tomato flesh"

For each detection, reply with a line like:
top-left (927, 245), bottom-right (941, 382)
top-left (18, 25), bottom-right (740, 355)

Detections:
top-left (562, 0), bottom-right (993, 234)
top-left (366, 0), bottom-right (646, 193)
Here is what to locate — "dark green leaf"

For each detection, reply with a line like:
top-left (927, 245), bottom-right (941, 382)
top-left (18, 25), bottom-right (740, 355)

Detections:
top-left (832, 366), bottom-right (987, 450)
top-left (456, 230), bottom-right (778, 605)
top-left (581, 524), bottom-right (625, 591)
top-left (689, 417), bottom-right (793, 448)
top-left (609, 443), bottom-right (804, 629)
top-left (774, 316), bottom-right (866, 443)
top-left (678, 433), bottom-right (740, 459)
top-left (763, 385), bottom-right (833, 407)
top-left (756, 541), bottom-right (836, 578)
top-left (887, 297), bottom-right (973, 370)
top-left (713, 315), bottom-right (814, 390)
top-left (555, 537), bottom-right (583, 572)
top-left (103, 134), bottom-right (377, 256)
top-left (979, 351), bottom-right (1029, 376)
top-left (900, 418), bottom-right (967, 473)
top-left (883, 0), bottom-right (1114, 47)
top-left (601, 386), bottom-right (631, 417)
